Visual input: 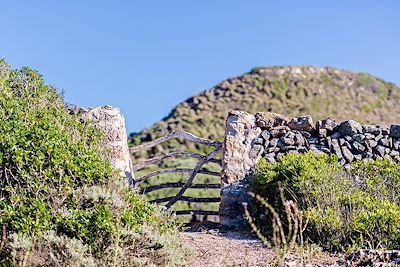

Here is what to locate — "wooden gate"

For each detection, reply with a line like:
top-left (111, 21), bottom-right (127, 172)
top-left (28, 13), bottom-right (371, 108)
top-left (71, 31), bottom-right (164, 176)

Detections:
top-left (130, 131), bottom-right (223, 220)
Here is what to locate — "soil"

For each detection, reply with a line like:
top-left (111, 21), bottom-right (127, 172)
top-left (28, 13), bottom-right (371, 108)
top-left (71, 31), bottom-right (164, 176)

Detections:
top-left (181, 229), bottom-right (343, 267)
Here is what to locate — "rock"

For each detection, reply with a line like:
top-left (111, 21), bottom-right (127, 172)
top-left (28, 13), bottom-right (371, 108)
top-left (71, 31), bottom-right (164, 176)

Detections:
top-left (255, 112), bottom-right (289, 129)
top-left (352, 134), bottom-right (365, 143)
top-left (260, 130), bottom-right (271, 140)
top-left (287, 115), bottom-right (315, 132)
top-left (331, 132), bottom-right (341, 139)
top-left (249, 144), bottom-right (264, 159)
top-left (365, 139), bottom-right (378, 148)
top-left (318, 128), bottom-right (328, 138)
top-left (375, 145), bottom-right (386, 157)
top-left (363, 124), bottom-right (382, 135)
top-left (332, 139), bottom-right (343, 159)
top-left (253, 137), bottom-right (264, 145)
top-left (316, 118), bottom-right (337, 132)
top-left (294, 132), bottom-right (305, 146)
top-left (338, 120), bottom-right (362, 136)
top-left (341, 146), bottom-right (354, 162)
top-left (270, 126), bottom-right (290, 138)
top-left (378, 137), bottom-right (392, 148)
top-left (381, 125), bottom-right (390, 135)
top-left (308, 137), bottom-right (319, 144)
top-left (394, 140), bottom-right (400, 150)
top-left (264, 153), bottom-right (276, 163)
top-left (300, 131), bottom-right (312, 138)
top-left (352, 141), bottom-right (366, 153)
top-left (269, 138), bottom-right (278, 147)
top-left (79, 106), bottom-right (135, 185)
top-left (390, 125), bottom-right (400, 138)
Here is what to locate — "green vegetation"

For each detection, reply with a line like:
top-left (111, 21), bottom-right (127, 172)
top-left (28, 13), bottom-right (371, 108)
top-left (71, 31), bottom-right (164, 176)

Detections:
top-left (251, 154), bottom-right (400, 252)
top-left (0, 59), bottom-right (188, 266)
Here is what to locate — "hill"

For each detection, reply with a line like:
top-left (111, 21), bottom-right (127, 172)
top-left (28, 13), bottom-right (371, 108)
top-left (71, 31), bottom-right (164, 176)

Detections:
top-left (129, 66), bottom-right (400, 159)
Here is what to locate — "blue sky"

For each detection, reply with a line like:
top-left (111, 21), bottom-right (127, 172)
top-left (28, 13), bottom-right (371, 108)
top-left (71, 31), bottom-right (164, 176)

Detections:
top-left (1, 1), bottom-right (399, 133)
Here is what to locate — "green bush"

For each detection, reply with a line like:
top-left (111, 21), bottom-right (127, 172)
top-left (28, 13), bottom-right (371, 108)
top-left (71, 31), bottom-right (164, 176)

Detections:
top-left (251, 153), bottom-right (400, 252)
top-left (0, 59), bottom-right (188, 266)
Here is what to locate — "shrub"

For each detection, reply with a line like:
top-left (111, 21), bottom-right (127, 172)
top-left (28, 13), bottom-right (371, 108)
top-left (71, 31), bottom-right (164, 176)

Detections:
top-left (251, 153), bottom-right (400, 252)
top-left (0, 59), bottom-right (189, 266)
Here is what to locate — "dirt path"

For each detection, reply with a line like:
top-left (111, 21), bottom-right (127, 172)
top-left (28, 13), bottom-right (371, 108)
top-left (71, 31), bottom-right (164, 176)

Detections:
top-left (181, 231), bottom-right (274, 267)
top-left (181, 230), bottom-right (343, 267)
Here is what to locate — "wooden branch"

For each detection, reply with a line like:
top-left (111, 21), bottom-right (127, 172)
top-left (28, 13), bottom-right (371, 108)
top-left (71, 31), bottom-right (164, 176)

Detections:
top-left (130, 131), bottom-right (221, 154)
top-left (139, 183), bottom-right (220, 194)
top-left (132, 151), bottom-right (222, 171)
top-left (165, 145), bottom-right (223, 209)
top-left (150, 196), bottom-right (221, 204)
top-left (174, 210), bottom-right (219, 216)
top-left (136, 168), bottom-right (220, 184)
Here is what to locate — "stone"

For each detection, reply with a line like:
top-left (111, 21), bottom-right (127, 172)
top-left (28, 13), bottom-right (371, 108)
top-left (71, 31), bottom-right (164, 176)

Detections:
top-left (287, 115), bottom-right (315, 132)
top-left (363, 124), bottom-right (381, 135)
top-left (352, 141), bottom-right (365, 153)
top-left (79, 106), bottom-right (135, 185)
top-left (352, 134), bottom-right (365, 143)
top-left (394, 140), bottom-right (400, 150)
top-left (390, 150), bottom-right (400, 157)
top-left (378, 137), bottom-right (392, 147)
top-left (354, 154), bottom-right (362, 161)
top-left (308, 137), bottom-right (319, 144)
top-left (300, 131), bottom-right (312, 138)
top-left (253, 137), bottom-right (264, 145)
top-left (270, 126), bottom-right (290, 138)
top-left (260, 130), bottom-right (271, 140)
top-left (222, 110), bottom-right (262, 184)
top-left (264, 153), bottom-right (276, 163)
top-left (332, 139), bottom-right (343, 159)
top-left (269, 138), bottom-right (278, 147)
top-left (318, 129), bottom-right (328, 138)
top-left (338, 120), bottom-right (362, 136)
top-left (381, 125), bottom-right (390, 135)
top-left (255, 112), bottom-right (289, 129)
top-left (263, 140), bottom-right (270, 149)
top-left (365, 139), bottom-right (378, 148)
top-left (294, 132), bottom-right (305, 146)
top-left (341, 146), bottom-right (354, 162)
top-left (375, 145), bottom-right (386, 157)
top-left (364, 133), bottom-right (375, 139)
top-left (316, 118), bottom-right (337, 132)
top-left (331, 132), bottom-right (341, 139)
top-left (249, 144), bottom-right (264, 159)
top-left (390, 125), bottom-right (400, 138)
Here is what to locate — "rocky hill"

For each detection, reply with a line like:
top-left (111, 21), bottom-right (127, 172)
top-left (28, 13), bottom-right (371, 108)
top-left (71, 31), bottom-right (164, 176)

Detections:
top-left (129, 66), bottom-right (400, 159)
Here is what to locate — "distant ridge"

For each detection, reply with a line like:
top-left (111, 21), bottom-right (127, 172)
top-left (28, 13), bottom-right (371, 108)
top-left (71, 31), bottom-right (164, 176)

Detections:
top-left (129, 66), bottom-right (400, 159)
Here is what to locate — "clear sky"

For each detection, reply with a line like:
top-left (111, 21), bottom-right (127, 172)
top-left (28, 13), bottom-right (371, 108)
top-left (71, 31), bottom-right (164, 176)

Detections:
top-left (1, 1), bottom-right (399, 133)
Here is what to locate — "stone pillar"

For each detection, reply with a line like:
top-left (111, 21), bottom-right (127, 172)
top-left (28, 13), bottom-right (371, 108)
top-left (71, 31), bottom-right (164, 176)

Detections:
top-left (77, 106), bottom-right (135, 185)
top-left (219, 110), bottom-right (262, 227)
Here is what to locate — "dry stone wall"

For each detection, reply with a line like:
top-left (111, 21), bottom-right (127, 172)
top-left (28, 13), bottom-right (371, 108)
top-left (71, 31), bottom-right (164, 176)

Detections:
top-left (220, 110), bottom-right (400, 227)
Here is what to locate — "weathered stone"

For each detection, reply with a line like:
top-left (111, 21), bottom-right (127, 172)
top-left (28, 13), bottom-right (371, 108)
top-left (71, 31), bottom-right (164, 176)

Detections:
top-left (374, 134), bottom-right (384, 142)
top-left (390, 125), bottom-right (400, 138)
top-left (260, 130), bottom-right (271, 140)
top-left (266, 147), bottom-right (280, 153)
top-left (253, 137), bottom-right (264, 145)
top-left (222, 110), bottom-right (261, 184)
top-left (270, 126), bottom-right (290, 138)
top-left (352, 141), bottom-right (366, 153)
top-left (390, 150), bottom-right (400, 157)
top-left (318, 129), bottom-right (328, 138)
top-left (316, 118), bottom-right (337, 132)
top-left (375, 145), bottom-right (386, 157)
top-left (394, 140), bottom-right (400, 150)
top-left (79, 106), bottom-right (134, 184)
top-left (364, 133), bottom-right (375, 139)
top-left (378, 137), bottom-right (392, 148)
top-left (365, 139), bottom-right (378, 148)
top-left (341, 146), bottom-right (354, 162)
top-left (344, 135), bottom-right (353, 142)
top-left (339, 138), bottom-right (346, 146)
top-left (331, 132), bottom-right (341, 139)
top-left (281, 136), bottom-right (295, 146)
top-left (249, 144), bottom-right (264, 159)
top-left (255, 112), bottom-right (289, 129)
top-left (294, 132), bottom-right (306, 146)
top-left (338, 120), bottom-right (362, 136)
top-left (331, 139), bottom-right (343, 159)
top-left (381, 125), bottom-right (390, 135)
top-left (352, 134), bottom-right (365, 143)
top-left (363, 124), bottom-right (381, 135)
top-left (354, 154), bottom-right (362, 161)
top-left (264, 153), bottom-right (276, 163)
top-left (287, 115), bottom-right (314, 132)
top-left (300, 131), bottom-right (312, 138)
top-left (263, 140), bottom-right (270, 149)
top-left (269, 138), bottom-right (278, 147)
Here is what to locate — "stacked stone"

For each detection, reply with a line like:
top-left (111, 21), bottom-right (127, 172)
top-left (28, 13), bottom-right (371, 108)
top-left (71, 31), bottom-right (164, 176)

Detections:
top-left (252, 112), bottom-right (400, 166)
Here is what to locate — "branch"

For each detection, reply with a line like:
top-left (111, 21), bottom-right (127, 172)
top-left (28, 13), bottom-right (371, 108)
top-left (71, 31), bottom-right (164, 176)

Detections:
top-left (174, 210), bottom-right (219, 216)
top-left (139, 182), bottom-right (220, 194)
top-left (130, 131), bottom-right (221, 154)
top-left (136, 168), bottom-right (220, 184)
top-left (132, 151), bottom-right (221, 171)
top-left (165, 145), bottom-right (223, 209)
top-left (150, 196), bottom-right (221, 204)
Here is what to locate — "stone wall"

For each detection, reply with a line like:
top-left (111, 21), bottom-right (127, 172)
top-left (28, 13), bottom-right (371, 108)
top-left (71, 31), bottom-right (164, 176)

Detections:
top-left (220, 110), bottom-right (400, 227)
top-left (76, 106), bottom-right (135, 185)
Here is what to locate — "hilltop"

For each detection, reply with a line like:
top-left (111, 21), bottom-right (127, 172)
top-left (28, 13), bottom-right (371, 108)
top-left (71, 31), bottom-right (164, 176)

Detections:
top-left (129, 66), bottom-right (400, 158)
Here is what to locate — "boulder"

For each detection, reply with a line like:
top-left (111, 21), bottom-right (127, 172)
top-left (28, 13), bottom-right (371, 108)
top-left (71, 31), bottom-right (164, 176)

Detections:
top-left (288, 115), bottom-right (314, 132)
top-left (338, 120), bottom-right (362, 136)
top-left (316, 118), bottom-right (337, 132)
top-left (255, 112), bottom-right (289, 129)
top-left (390, 125), bottom-right (400, 138)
